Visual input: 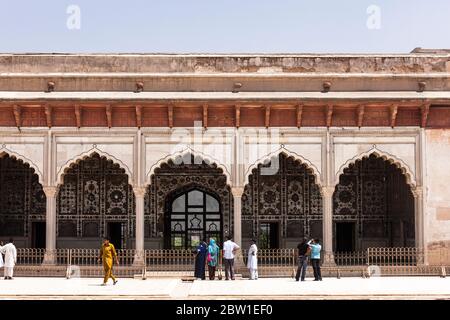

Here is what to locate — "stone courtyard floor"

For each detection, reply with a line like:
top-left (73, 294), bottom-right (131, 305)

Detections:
top-left (1, 276), bottom-right (450, 300)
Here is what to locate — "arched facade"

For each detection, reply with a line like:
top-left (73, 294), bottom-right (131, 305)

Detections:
top-left (144, 153), bottom-right (232, 249)
top-left (56, 152), bottom-right (135, 249)
top-left (333, 154), bottom-right (415, 252)
top-left (242, 152), bottom-right (323, 248)
top-left (0, 153), bottom-right (46, 247)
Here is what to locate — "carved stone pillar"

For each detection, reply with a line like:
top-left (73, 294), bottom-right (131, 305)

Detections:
top-left (43, 186), bottom-right (58, 265)
top-left (412, 186), bottom-right (425, 265)
top-left (231, 187), bottom-right (245, 276)
top-left (322, 186), bottom-right (336, 266)
top-left (231, 187), bottom-right (244, 247)
top-left (133, 186), bottom-right (146, 266)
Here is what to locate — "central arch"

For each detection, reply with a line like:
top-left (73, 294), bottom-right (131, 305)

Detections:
top-left (145, 153), bottom-right (232, 249)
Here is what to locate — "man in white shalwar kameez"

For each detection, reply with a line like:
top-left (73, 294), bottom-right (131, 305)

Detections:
top-left (0, 239), bottom-right (17, 279)
top-left (247, 239), bottom-right (258, 280)
top-left (0, 242), bottom-right (4, 271)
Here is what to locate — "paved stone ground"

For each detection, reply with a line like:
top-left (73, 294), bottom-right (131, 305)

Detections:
top-left (1, 277), bottom-right (450, 300)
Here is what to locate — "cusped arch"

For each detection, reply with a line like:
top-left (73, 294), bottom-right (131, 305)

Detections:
top-left (244, 147), bottom-right (322, 186)
top-left (0, 147), bottom-right (44, 185)
top-left (57, 147), bottom-right (133, 186)
top-left (146, 147), bottom-right (232, 187)
top-left (335, 147), bottom-right (417, 188)
top-left (167, 182), bottom-right (221, 200)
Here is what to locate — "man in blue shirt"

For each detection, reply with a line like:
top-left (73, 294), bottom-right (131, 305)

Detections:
top-left (308, 238), bottom-right (322, 281)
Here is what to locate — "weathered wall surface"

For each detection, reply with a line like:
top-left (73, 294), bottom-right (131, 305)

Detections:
top-left (425, 129), bottom-right (450, 263)
top-left (1, 54), bottom-right (449, 73)
top-left (1, 53), bottom-right (449, 92)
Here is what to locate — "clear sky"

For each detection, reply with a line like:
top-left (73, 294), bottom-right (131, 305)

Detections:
top-left (1, 0), bottom-right (449, 53)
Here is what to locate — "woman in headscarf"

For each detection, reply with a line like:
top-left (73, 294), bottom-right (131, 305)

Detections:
top-left (194, 239), bottom-right (208, 280)
top-left (207, 238), bottom-right (220, 280)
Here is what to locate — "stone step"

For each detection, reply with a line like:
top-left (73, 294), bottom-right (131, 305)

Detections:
top-left (138, 272), bottom-right (244, 280)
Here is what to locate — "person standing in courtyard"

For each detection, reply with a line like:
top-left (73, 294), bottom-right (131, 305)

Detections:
top-left (0, 239), bottom-right (17, 280)
top-left (194, 239), bottom-right (208, 280)
top-left (98, 237), bottom-right (119, 286)
top-left (223, 235), bottom-right (240, 280)
top-left (308, 238), bottom-right (322, 281)
top-left (0, 241), bottom-right (4, 275)
top-left (207, 238), bottom-right (220, 280)
top-left (295, 238), bottom-right (311, 282)
top-left (247, 239), bottom-right (258, 280)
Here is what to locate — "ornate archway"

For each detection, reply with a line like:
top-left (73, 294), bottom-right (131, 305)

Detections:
top-left (145, 153), bottom-right (232, 249)
top-left (242, 152), bottom-right (323, 248)
top-left (0, 153), bottom-right (46, 247)
top-left (333, 154), bottom-right (415, 252)
top-left (56, 152), bottom-right (135, 249)
top-left (57, 147), bottom-right (133, 186)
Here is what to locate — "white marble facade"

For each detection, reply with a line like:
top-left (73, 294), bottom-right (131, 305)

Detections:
top-left (0, 126), bottom-right (447, 263)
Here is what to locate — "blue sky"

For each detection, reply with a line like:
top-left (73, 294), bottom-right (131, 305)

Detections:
top-left (1, 0), bottom-right (449, 53)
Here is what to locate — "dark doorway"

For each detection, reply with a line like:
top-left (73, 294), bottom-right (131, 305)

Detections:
top-left (107, 222), bottom-right (123, 249)
top-left (259, 222), bottom-right (279, 249)
top-left (32, 222), bottom-right (46, 248)
top-left (335, 222), bottom-right (355, 252)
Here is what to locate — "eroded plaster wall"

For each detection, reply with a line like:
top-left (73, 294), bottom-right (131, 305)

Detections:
top-left (425, 129), bottom-right (450, 263)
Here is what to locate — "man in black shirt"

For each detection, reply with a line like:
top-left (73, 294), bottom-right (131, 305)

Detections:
top-left (295, 238), bottom-right (311, 281)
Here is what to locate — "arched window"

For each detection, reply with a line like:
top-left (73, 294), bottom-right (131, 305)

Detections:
top-left (167, 188), bottom-right (222, 249)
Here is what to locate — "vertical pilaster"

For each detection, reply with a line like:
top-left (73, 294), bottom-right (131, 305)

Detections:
top-left (133, 128), bottom-right (146, 266)
top-left (133, 187), bottom-right (146, 266)
top-left (418, 128), bottom-right (428, 264)
top-left (231, 187), bottom-right (244, 247)
top-left (43, 186), bottom-right (58, 265)
top-left (322, 129), bottom-right (336, 266)
top-left (413, 186), bottom-right (425, 264)
top-left (322, 186), bottom-right (336, 266)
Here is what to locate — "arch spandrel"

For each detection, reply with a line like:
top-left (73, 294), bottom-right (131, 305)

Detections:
top-left (56, 147), bottom-right (133, 186)
top-left (244, 147), bottom-right (322, 187)
top-left (335, 146), bottom-right (417, 188)
top-left (0, 146), bottom-right (44, 185)
top-left (145, 147), bottom-right (232, 187)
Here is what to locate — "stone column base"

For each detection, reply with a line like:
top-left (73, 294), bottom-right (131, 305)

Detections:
top-left (132, 251), bottom-right (145, 267)
top-left (42, 250), bottom-right (57, 265)
top-left (321, 251), bottom-right (337, 267)
top-left (234, 251), bottom-right (248, 278)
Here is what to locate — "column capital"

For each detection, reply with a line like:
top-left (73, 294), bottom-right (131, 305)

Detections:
top-left (321, 186), bottom-right (335, 197)
top-left (43, 186), bottom-right (59, 198)
top-left (231, 187), bottom-right (245, 197)
top-left (412, 186), bottom-right (423, 198)
top-left (133, 186), bottom-right (147, 198)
